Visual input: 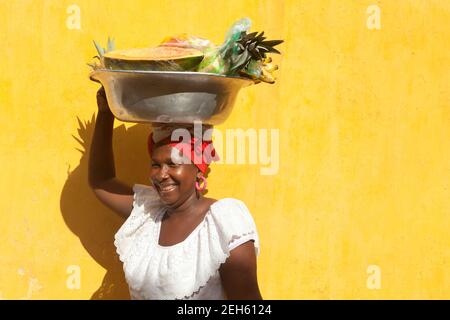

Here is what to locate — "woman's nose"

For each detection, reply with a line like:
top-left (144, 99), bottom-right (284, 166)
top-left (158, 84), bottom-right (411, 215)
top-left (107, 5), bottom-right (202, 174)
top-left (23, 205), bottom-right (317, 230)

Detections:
top-left (158, 164), bottom-right (170, 179)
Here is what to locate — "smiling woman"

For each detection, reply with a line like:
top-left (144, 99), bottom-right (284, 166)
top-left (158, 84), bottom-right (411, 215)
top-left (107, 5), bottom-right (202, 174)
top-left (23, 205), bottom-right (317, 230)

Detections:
top-left (88, 87), bottom-right (262, 300)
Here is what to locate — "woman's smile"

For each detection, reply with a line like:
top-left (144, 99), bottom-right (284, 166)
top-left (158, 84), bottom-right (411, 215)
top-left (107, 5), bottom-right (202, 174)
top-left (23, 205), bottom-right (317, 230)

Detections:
top-left (155, 182), bottom-right (179, 195)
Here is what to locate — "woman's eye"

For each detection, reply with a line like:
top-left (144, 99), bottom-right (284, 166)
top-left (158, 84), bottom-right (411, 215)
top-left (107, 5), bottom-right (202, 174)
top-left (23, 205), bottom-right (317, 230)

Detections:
top-left (151, 164), bottom-right (160, 168)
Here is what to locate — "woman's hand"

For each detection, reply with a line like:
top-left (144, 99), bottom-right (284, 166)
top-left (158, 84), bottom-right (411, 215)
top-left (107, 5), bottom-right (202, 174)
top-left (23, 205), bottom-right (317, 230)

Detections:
top-left (96, 87), bottom-right (113, 115)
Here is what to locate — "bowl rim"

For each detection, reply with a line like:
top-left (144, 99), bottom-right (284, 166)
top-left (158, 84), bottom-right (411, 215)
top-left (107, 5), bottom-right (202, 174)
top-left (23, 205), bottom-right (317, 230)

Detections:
top-left (89, 68), bottom-right (255, 84)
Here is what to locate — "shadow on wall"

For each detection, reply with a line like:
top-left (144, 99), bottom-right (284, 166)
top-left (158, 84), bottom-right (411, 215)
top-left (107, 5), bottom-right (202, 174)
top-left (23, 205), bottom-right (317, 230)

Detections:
top-left (60, 114), bottom-right (152, 299)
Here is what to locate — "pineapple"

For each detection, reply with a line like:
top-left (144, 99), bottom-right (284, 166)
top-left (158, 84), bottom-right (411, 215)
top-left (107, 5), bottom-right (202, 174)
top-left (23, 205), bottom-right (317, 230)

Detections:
top-left (197, 30), bottom-right (283, 83)
top-left (229, 31), bottom-right (283, 83)
top-left (230, 31), bottom-right (282, 72)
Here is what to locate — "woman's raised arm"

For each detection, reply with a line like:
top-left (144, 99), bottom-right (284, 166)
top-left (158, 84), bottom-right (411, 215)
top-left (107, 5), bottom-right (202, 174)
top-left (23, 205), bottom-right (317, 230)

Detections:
top-left (88, 87), bottom-right (134, 219)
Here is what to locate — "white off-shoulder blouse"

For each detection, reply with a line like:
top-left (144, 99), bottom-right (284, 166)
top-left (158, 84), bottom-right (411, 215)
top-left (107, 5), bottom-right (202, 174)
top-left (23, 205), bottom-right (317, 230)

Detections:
top-left (114, 184), bottom-right (260, 300)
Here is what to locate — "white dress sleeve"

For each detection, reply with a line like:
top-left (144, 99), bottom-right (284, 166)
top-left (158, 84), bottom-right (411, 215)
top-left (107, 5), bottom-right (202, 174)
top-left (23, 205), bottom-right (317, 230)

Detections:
top-left (209, 198), bottom-right (260, 257)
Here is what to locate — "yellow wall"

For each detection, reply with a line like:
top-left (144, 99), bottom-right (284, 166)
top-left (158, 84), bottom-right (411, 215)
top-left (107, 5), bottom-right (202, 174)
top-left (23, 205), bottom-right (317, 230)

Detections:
top-left (0, 0), bottom-right (449, 299)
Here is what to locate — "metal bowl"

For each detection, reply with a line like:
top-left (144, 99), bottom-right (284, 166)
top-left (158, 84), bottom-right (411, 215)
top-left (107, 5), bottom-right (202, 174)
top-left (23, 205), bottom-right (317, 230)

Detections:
top-left (89, 69), bottom-right (254, 125)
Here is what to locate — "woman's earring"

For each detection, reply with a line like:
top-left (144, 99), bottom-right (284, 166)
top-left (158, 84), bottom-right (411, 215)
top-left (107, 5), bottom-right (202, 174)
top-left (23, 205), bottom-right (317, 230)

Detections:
top-left (195, 175), bottom-right (207, 192)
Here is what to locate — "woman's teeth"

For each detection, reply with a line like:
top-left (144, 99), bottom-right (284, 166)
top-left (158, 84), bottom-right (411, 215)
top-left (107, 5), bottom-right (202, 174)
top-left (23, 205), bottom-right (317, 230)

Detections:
top-left (160, 185), bottom-right (176, 192)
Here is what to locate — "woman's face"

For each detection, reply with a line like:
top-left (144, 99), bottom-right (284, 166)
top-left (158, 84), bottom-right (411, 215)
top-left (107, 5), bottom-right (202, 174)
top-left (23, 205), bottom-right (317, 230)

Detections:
top-left (150, 144), bottom-right (199, 206)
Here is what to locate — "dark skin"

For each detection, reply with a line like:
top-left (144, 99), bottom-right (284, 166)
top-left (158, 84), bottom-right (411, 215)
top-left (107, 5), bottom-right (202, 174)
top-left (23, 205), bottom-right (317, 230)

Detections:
top-left (89, 87), bottom-right (262, 300)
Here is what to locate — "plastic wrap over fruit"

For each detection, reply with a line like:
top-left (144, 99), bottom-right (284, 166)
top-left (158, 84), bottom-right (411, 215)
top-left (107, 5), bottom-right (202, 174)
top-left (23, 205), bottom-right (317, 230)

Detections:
top-left (159, 33), bottom-right (215, 52)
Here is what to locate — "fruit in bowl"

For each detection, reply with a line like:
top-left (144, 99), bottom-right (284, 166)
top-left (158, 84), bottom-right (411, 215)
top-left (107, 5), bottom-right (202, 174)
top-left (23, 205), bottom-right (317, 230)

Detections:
top-left (87, 18), bottom-right (283, 124)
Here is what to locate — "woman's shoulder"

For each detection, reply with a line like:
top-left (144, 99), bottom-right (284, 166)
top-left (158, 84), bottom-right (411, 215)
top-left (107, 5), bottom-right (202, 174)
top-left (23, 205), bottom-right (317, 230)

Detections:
top-left (131, 183), bottom-right (165, 216)
top-left (211, 197), bottom-right (251, 213)
top-left (209, 197), bottom-right (257, 230)
top-left (207, 197), bottom-right (260, 257)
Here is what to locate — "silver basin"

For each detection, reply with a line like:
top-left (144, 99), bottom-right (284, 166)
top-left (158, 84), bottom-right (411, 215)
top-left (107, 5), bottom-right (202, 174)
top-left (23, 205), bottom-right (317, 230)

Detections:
top-left (89, 69), bottom-right (254, 125)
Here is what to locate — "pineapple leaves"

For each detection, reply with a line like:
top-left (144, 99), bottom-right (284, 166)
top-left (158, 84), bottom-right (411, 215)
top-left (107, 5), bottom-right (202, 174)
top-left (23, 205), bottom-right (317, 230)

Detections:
top-left (93, 37), bottom-right (116, 57)
top-left (228, 30), bottom-right (284, 73)
top-left (255, 31), bottom-right (266, 42)
top-left (230, 50), bottom-right (250, 72)
top-left (107, 36), bottom-right (115, 52)
top-left (260, 39), bottom-right (284, 47)
top-left (90, 37), bottom-right (116, 70)
top-left (265, 46), bottom-right (282, 55)
top-left (260, 40), bottom-right (283, 54)
top-left (242, 31), bottom-right (259, 42)
top-left (93, 40), bottom-right (105, 57)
